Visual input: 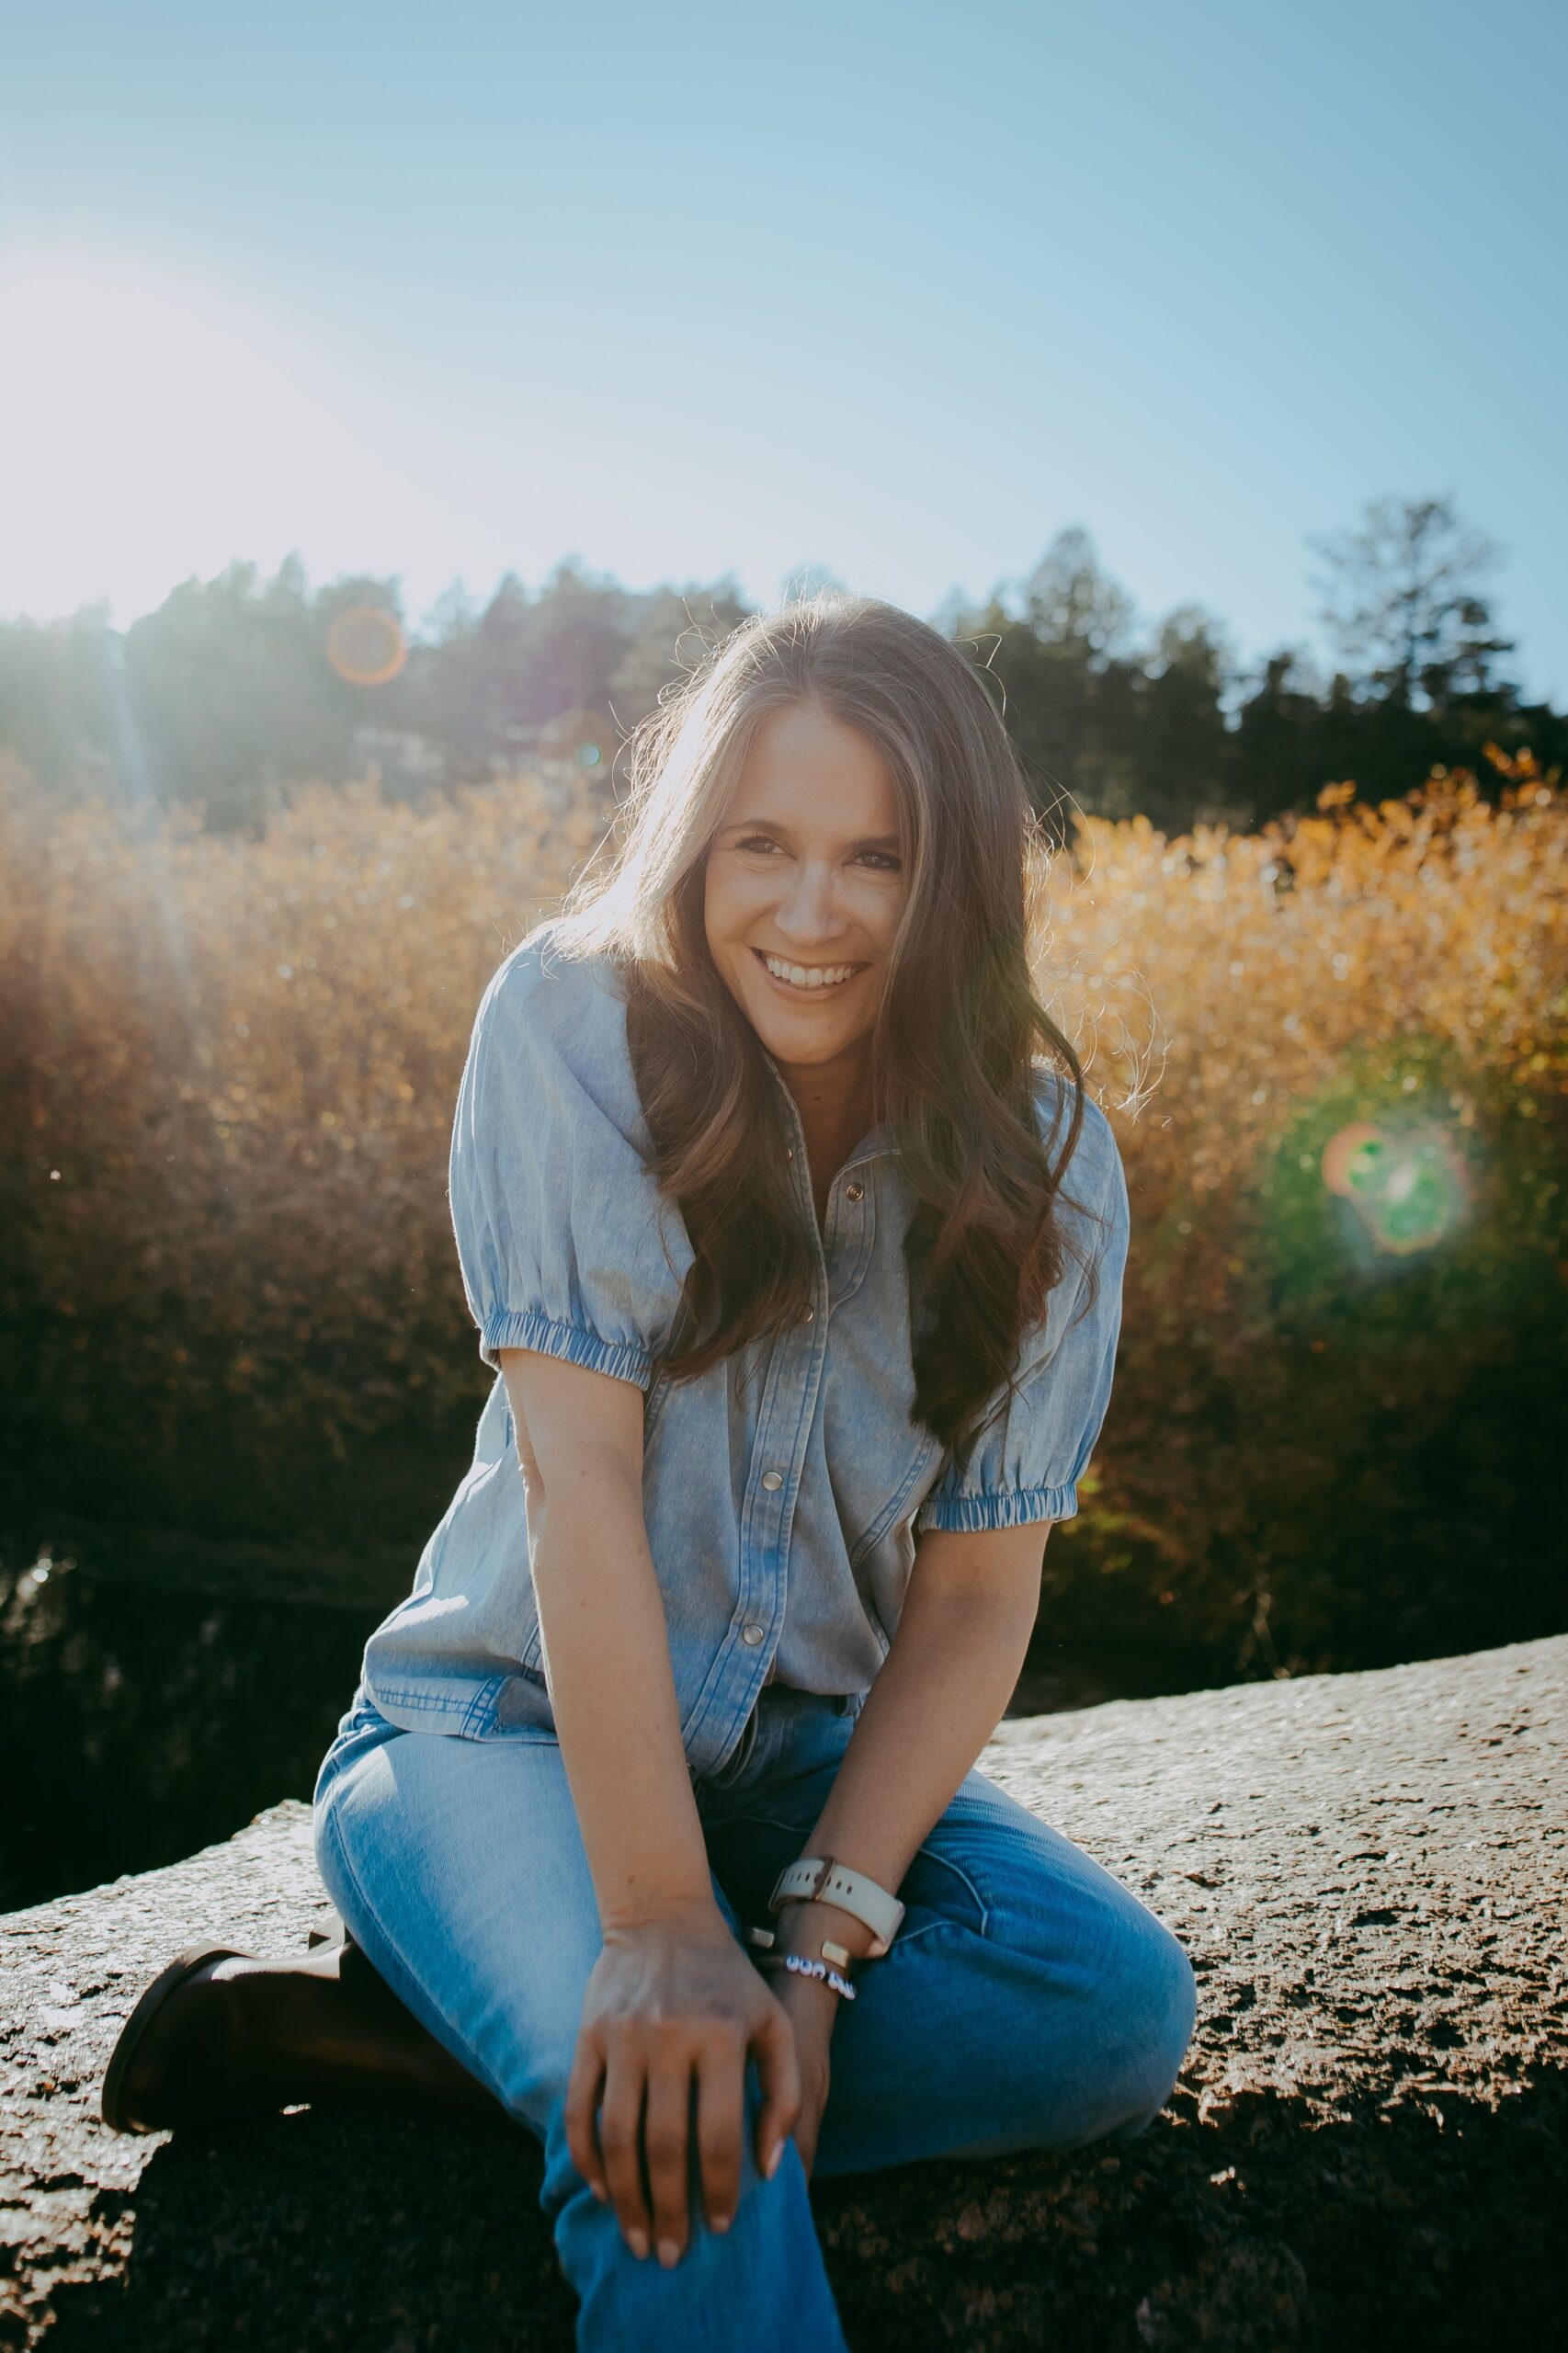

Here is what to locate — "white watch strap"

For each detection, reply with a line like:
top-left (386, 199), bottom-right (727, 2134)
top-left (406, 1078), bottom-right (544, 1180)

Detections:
top-left (768, 1855), bottom-right (905, 1956)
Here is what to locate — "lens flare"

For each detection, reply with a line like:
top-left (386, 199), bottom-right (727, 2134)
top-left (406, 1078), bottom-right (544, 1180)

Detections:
top-left (1321, 1116), bottom-right (1470, 1257)
top-left (537, 708), bottom-right (615, 776)
top-left (324, 606), bottom-right (407, 687)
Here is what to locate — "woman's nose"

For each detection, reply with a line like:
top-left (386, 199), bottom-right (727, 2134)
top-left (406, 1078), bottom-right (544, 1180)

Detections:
top-left (774, 863), bottom-right (840, 935)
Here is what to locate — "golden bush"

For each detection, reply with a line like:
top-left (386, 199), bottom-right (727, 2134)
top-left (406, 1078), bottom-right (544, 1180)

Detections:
top-left (2, 750), bottom-right (1562, 1669)
top-left (1034, 748), bottom-right (1566, 1669)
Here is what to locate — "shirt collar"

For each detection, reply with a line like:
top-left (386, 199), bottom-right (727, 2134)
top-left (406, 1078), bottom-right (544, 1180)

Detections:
top-left (757, 1047), bottom-right (902, 1169)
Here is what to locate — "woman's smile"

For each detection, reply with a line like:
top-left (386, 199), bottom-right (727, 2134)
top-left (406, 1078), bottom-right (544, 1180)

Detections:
top-left (751, 945), bottom-right (870, 997)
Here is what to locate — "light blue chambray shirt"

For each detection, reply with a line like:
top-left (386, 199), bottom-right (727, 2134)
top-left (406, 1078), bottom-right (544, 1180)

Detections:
top-left (358, 919), bottom-right (1131, 1777)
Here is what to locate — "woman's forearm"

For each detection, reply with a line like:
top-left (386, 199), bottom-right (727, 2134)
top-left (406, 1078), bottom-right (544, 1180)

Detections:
top-left (779, 1561), bottom-right (1040, 1962)
top-left (529, 1455), bottom-right (716, 1929)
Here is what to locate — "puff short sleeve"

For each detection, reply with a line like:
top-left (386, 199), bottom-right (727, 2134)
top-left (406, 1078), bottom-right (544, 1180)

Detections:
top-left (448, 931), bottom-right (685, 1389)
top-left (914, 1083), bottom-right (1131, 1533)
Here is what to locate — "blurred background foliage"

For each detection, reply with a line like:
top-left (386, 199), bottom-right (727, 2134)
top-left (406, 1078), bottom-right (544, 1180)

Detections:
top-left (3, 496), bottom-right (1563, 842)
top-left (2, 722), bottom-right (1562, 1687)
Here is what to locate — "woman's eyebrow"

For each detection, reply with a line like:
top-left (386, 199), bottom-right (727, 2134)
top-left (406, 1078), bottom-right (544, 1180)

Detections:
top-left (721, 818), bottom-right (902, 851)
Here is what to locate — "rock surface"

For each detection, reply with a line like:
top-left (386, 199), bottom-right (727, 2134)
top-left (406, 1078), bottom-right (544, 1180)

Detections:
top-left (2, 1636), bottom-right (1562, 2350)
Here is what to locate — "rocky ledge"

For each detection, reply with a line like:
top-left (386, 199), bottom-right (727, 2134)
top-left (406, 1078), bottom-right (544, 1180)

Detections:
top-left (3, 1635), bottom-right (1563, 2351)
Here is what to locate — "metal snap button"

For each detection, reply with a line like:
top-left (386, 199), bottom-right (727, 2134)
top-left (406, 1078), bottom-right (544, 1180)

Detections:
top-left (802, 1307), bottom-right (814, 1323)
top-left (845, 1181), bottom-right (865, 1201)
top-left (741, 1623), bottom-right (766, 1645)
top-left (784, 1144), bottom-right (794, 1157)
top-left (760, 1469), bottom-right (784, 1491)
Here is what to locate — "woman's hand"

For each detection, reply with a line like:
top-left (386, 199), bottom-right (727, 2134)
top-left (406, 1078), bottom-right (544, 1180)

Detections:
top-left (564, 1898), bottom-right (801, 2267)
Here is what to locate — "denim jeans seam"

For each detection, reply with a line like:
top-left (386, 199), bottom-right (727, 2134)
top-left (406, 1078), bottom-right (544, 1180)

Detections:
top-left (312, 1705), bottom-right (394, 1810)
top-left (881, 1910), bottom-right (983, 1951)
top-left (905, 1853), bottom-right (992, 1938)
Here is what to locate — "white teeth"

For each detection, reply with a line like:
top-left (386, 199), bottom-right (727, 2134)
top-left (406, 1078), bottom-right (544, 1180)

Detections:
top-left (762, 952), bottom-right (859, 990)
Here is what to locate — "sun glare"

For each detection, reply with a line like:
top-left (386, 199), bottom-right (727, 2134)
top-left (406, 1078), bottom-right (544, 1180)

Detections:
top-left (0, 249), bottom-right (412, 625)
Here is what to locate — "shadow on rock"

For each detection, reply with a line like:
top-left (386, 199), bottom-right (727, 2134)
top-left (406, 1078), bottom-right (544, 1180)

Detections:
top-left (814, 2069), bottom-right (1568, 2351)
top-left (49, 2106), bottom-right (574, 2353)
top-left (43, 2068), bottom-right (1568, 2352)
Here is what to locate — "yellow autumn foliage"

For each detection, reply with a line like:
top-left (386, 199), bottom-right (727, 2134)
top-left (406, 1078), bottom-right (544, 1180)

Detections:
top-left (1, 748), bottom-right (1562, 1670)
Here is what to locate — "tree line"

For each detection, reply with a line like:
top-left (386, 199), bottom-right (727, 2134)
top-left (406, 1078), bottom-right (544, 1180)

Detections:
top-left (1, 494), bottom-right (1559, 837)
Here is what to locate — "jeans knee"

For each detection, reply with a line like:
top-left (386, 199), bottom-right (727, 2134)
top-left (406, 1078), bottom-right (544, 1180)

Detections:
top-left (1114, 1913), bottom-right (1198, 2125)
top-left (926, 1898), bottom-right (1198, 2158)
top-left (1014, 1902), bottom-right (1198, 2146)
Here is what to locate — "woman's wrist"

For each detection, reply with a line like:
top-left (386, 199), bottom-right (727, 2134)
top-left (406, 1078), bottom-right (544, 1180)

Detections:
top-left (775, 1959), bottom-right (848, 2023)
top-left (774, 1895), bottom-right (880, 1964)
top-left (600, 1889), bottom-right (727, 1937)
top-left (745, 1899), bottom-right (870, 2012)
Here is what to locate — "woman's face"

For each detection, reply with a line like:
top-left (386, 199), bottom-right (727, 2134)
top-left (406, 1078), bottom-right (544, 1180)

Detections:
top-left (703, 699), bottom-right (909, 1074)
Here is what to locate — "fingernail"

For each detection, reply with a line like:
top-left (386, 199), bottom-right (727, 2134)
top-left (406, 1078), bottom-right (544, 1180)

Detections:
top-left (627, 2228), bottom-right (649, 2261)
top-left (765, 2143), bottom-right (782, 2180)
top-left (588, 2181), bottom-right (607, 2202)
top-left (711, 2211), bottom-right (733, 2234)
top-left (657, 2239), bottom-right (681, 2269)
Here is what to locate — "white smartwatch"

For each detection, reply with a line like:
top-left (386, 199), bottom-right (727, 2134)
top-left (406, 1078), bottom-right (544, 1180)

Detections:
top-left (767, 1854), bottom-right (905, 1958)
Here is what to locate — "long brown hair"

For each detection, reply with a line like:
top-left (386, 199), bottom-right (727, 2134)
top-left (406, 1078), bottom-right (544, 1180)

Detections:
top-left (549, 590), bottom-right (1106, 1475)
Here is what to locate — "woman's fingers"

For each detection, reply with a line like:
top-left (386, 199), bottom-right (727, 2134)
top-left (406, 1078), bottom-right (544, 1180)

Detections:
top-left (750, 1995), bottom-right (802, 2182)
top-left (597, 2048), bottom-right (653, 2258)
top-left (642, 2046), bottom-right (696, 2263)
top-left (694, 2028), bottom-right (747, 2234)
top-left (568, 1941), bottom-right (806, 2265)
top-left (562, 2029), bottom-right (608, 2205)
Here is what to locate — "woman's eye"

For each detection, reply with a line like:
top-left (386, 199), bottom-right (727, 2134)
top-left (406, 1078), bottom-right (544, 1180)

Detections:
top-left (736, 837), bottom-right (900, 872)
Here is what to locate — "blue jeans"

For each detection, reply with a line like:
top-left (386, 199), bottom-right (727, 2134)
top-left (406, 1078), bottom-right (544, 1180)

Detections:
top-left (312, 1682), bottom-right (1196, 2352)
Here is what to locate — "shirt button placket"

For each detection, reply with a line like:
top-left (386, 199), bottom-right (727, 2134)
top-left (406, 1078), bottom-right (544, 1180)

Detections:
top-left (733, 1108), bottom-right (813, 1688)
top-left (745, 1466), bottom-right (785, 1656)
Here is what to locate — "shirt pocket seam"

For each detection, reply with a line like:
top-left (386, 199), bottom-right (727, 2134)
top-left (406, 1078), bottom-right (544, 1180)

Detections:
top-left (847, 1430), bottom-right (945, 1574)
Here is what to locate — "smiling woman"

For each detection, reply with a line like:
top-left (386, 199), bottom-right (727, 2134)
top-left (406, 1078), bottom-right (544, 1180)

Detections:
top-left (104, 590), bottom-right (1191, 2353)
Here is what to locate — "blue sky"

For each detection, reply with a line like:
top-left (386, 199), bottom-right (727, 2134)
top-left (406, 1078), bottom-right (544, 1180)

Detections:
top-left (2, 0), bottom-right (1562, 704)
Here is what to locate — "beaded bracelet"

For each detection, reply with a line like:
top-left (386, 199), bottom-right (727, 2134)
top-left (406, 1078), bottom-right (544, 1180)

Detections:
top-left (760, 1950), bottom-right (858, 2001)
top-left (744, 1924), bottom-right (858, 2002)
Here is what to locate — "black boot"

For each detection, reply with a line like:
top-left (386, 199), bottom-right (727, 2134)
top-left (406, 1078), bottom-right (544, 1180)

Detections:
top-left (100, 1930), bottom-right (502, 2135)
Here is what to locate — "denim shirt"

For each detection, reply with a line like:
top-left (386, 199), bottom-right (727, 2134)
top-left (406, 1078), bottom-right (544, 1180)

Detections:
top-left (358, 920), bottom-right (1131, 1777)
